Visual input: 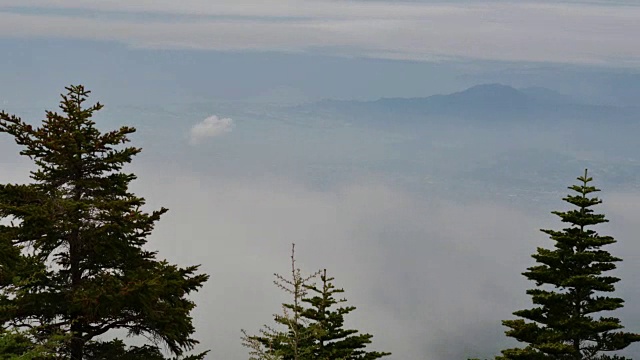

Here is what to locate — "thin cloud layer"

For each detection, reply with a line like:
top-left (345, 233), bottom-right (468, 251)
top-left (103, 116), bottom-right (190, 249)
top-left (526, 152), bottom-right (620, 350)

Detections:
top-left (129, 165), bottom-right (640, 360)
top-left (134, 169), bottom-right (538, 359)
top-left (189, 115), bottom-right (233, 145)
top-left (0, 1), bottom-right (638, 65)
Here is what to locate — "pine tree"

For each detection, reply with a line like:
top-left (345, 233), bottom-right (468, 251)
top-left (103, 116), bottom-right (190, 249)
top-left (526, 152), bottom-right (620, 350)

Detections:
top-left (242, 243), bottom-right (320, 360)
top-left (498, 170), bottom-right (640, 359)
top-left (0, 85), bottom-right (210, 359)
top-left (302, 269), bottom-right (391, 360)
top-left (242, 244), bottom-right (390, 360)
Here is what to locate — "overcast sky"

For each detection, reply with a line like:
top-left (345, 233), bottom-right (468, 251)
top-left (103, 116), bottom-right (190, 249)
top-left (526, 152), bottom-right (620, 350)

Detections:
top-left (1, 0), bottom-right (639, 106)
top-left (1, 0), bottom-right (639, 65)
top-left (1, 1), bottom-right (640, 359)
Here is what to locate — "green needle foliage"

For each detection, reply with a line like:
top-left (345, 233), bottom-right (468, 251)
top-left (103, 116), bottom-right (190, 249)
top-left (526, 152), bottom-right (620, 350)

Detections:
top-left (242, 244), bottom-right (390, 360)
top-left (498, 170), bottom-right (640, 360)
top-left (301, 269), bottom-right (391, 360)
top-left (242, 244), bottom-right (320, 360)
top-left (0, 85), bottom-right (210, 359)
top-left (0, 327), bottom-right (69, 359)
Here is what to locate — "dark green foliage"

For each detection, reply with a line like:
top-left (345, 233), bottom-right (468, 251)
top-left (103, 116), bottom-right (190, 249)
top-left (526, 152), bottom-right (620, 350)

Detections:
top-left (83, 339), bottom-right (208, 360)
top-left (242, 244), bottom-right (390, 360)
top-left (0, 328), bottom-right (69, 359)
top-left (497, 170), bottom-right (640, 359)
top-left (0, 85), bottom-right (209, 359)
top-left (301, 269), bottom-right (391, 360)
top-left (242, 244), bottom-right (320, 360)
top-left (82, 339), bottom-right (167, 360)
top-left (0, 330), bottom-right (34, 359)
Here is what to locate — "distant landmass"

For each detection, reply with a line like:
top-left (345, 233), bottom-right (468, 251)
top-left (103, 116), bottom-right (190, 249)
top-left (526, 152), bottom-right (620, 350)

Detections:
top-left (293, 84), bottom-right (637, 124)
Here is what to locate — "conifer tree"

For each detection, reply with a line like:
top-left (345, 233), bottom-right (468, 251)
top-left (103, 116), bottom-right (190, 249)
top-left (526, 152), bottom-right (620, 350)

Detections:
top-left (498, 170), bottom-right (640, 359)
top-left (242, 244), bottom-right (390, 360)
top-left (301, 269), bottom-right (391, 360)
top-left (242, 243), bottom-right (320, 360)
top-left (0, 85), bottom-right (210, 359)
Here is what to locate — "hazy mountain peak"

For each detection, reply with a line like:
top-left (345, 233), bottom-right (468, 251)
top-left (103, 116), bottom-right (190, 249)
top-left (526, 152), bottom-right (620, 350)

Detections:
top-left (445, 83), bottom-right (526, 106)
top-left (456, 83), bottom-right (520, 95)
top-left (296, 83), bottom-right (630, 124)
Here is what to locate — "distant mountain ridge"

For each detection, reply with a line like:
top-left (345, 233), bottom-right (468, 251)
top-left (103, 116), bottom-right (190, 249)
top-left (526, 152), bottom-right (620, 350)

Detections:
top-left (378, 83), bottom-right (564, 103)
top-left (294, 84), bottom-right (635, 124)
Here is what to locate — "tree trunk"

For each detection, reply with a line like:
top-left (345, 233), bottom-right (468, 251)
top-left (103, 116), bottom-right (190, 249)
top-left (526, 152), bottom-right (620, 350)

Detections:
top-left (69, 328), bottom-right (84, 360)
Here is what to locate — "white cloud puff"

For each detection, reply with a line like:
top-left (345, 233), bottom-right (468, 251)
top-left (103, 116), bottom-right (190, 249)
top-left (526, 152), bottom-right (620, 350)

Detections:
top-left (189, 115), bottom-right (233, 145)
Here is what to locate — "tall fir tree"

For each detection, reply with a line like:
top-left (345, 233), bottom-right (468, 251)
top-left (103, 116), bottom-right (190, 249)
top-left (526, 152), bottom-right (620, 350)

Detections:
top-left (242, 244), bottom-right (390, 360)
top-left (498, 170), bottom-right (640, 360)
top-left (0, 85), bottom-right (209, 359)
top-left (242, 244), bottom-right (320, 360)
top-left (301, 269), bottom-right (391, 360)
